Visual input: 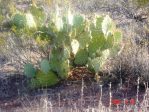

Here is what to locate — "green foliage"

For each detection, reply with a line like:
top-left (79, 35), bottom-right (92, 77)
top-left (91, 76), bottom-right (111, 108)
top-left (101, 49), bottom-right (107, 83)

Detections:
top-left (24, 63), bottom-right (36, 78)
top-left (57, 60), bottom-right (70, 79)
top-left (12, 14), bottom-right (26, 29)
top-left (77, 31), bottom-right (91, 49)
top-left (40, 59), bottom-right (50, 74)
top-left (63, 47), bottom-right (70, 60)
top-left (30, 70), bottom-right (59, 88)
top-left (23, 13), bottom-right (122, 87)
top-left (35, 26), bottom-right (52, 41)
top-left (100, 49), bottom-right (110, 66)
top-left (49, 47), bottom-right (70, 79)
top-left (88, 31), bottom-right (105, 56)
top-left (85, 15), bottom-right (122, 73)
top-left (5, 5), bottom-right (123, 87)
top-left (88, 57), bottom-right (101, 73)
top-left (74, 49), bottom-right (88, 66)
top-left (87, 49), bottom-right (110, 73)
top-left (29, 6), bottom-right (46, 26)
top-left (114, 31), bottom-right (122, 43)
top-left (95, 16), bottom-right (104, 31)
top-left (104, 33), bottom-right (114, 49)
top-left (133, 0), bottom-right (149, 6)
top-left (0, 14), bottom-right (4, 25)
top-left (73, 14), bottom-right (84, 28)
top-left (0, 33), bottom-right (6, 46)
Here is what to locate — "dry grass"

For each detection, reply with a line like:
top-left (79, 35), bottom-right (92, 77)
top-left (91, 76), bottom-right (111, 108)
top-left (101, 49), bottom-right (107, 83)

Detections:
top-left (2, 82), bottom-right (147, 112)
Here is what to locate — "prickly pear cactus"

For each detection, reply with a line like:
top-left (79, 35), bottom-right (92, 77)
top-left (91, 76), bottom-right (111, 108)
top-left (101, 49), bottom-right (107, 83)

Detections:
top-left (30, 70), bottom-right (59, 88)
top-left (74, 49), bottom-right (88, 66)
top-left (12, 14), bottom-right (26, 29)
top-left (40, 59), bottom-right (50, 74)
top-left (88, 35), bottom-right (105, 57)
top-left (85, 16), bottom-right (122, 73)
top-left (15, 6), bottom-right (123, 87)
top-left (49, 47), bottom-right (70, 79)
top-left (24, 63), bottom-right (36, 78)
top-left (73, 15), bottom-right (122, 73)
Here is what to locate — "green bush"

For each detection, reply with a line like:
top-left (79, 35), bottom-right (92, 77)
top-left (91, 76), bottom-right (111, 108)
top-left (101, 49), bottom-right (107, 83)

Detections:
top-left (30, 70), bottom-right (59, 88)
top-left (12, 14), bottom-right (26, 29)
top-left (7, 5), bottom-right (122, 88)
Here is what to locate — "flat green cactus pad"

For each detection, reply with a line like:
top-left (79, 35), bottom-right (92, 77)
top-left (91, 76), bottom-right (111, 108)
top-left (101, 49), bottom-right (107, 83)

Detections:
top-left (30, 70), bottom-right (59, 88)
top-left (74, 49), bottom-right (88, 66)
top-left (12, 14), bottom-right (26, 28)
top-left (24, 63), bottom-right (36, 78)
top-left (40, 59), bottom-right (50, 74)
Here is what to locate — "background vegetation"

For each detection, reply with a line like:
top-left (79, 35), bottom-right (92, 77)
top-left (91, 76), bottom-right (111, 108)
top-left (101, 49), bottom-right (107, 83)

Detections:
top-left (0, 0), bottom-right (149, 112)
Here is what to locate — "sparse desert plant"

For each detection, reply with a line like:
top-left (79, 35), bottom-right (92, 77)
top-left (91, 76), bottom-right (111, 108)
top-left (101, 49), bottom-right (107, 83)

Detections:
top-left (133, 0), bottom-right (149, 7)
top-left (104, 40), bottom-right (149, 86)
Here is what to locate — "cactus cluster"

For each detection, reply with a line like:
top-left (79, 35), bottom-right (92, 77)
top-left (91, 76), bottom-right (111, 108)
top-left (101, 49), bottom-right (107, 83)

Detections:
top-left (72, 15), bottom-right (122, 73)
top-left (10, 5), bottom-right (122, 88)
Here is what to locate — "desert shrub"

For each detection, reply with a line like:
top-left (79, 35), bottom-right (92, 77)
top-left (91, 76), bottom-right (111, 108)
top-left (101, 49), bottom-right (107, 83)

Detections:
top-left (1, 1), bottom-right (123, 88)
top-left (104, 41), bottom-right (149, 86)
